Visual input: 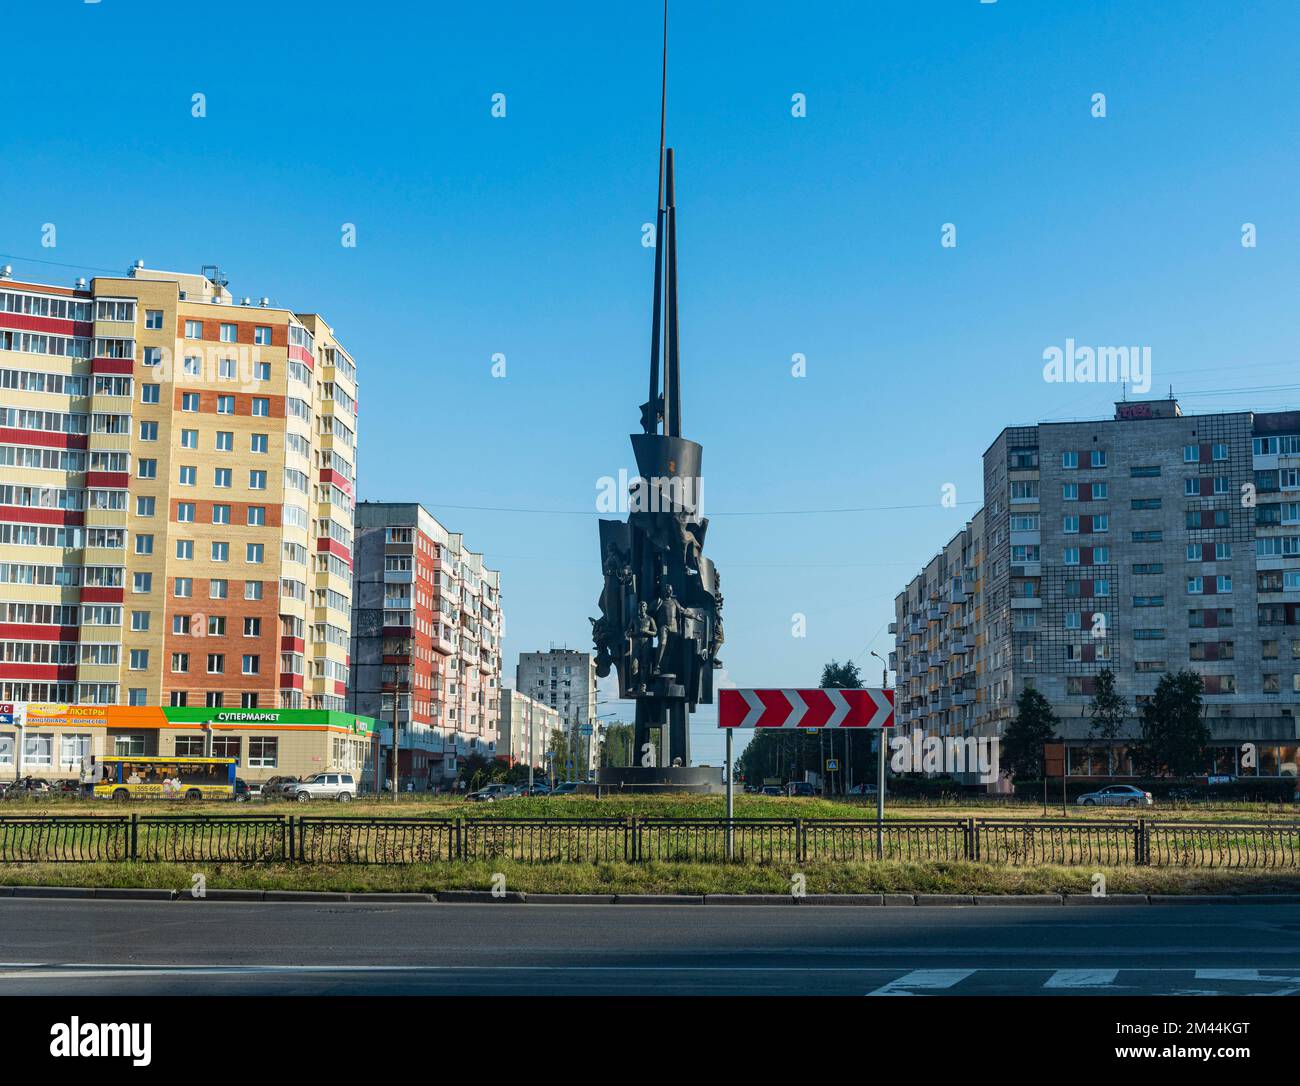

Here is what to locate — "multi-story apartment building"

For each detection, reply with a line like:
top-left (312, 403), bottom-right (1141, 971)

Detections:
top-left (893, 398), bottom-right (1300, 785)
top-left (348, 502), bottom-right (503, 789)
top-left (515, 648), bottom-right (598, 774)
top-left (498, 688), bottom-right (560, 769)
top-left (0, 263), bottom-right (358, 712)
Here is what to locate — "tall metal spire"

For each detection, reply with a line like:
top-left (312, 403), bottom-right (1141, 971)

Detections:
top-left (642, 0), bottom-right (670, 435)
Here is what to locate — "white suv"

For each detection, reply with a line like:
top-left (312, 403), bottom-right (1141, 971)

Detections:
top-left (288, 772), bottom-right (357, 803)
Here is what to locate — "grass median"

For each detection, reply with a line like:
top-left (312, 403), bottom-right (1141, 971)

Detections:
top-left (1, 859), bottom-right (1299, 896)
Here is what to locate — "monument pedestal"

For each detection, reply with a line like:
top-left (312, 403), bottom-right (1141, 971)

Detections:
top-left (585, 765), bottom-right (724, 795)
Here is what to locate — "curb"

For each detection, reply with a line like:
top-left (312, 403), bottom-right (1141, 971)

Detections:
top-left (0, 885), bottom-right (1297, 905)
top-left (527, 894), bottom-right (617, 905)
top-left (1063, 894), bottom-right (1151, 905)
top-left (974, 894), bottom-right (1064, 906)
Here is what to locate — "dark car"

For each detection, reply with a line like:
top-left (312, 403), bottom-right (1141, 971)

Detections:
top-left (233, 778), bottom-right (251, 802)
top-left (786, 782), bottom-right (816, 798)
top-left (260, 775), bottom-right (301, 801)
top-left (2, 777), bottom-right (52, 799)
top-left (48, 779), bottom-right (85, 797)
top-left (760, 785), bottom-right (783, 797)
top-left (550, 782), bottom-right (579, 796)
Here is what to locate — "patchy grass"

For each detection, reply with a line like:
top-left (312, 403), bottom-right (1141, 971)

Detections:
top-left (1, 859), bottom-right (1298, 896)
top-left (6, 791), bottom-right (1299, 824)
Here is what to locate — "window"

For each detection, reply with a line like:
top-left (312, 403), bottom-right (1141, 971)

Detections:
top-left (1188, 576), bottom-right (1204, 594)
top-left (254, 326), bottom-right (272, 345)
top-left (210, 578), bottom-right (228, 600)
top-left (129, 649), bottom-right (148, 671)
top-left (181, 392), bottom-right (200, 412)
top-left (139, 420), bottom-right (158, 441)
top-left (207, 653), bottom-right (224, 674)
top-left (1216, 575), bottom-right (1232, 593)
top-left (137, 457), bottom-right (157, 480)
top-left (1184, 445), bottom-right (1200, 463)
top-left (211, 541), bottom-right (229, 562)
top-left (1062, 483), bottom-right (1078, 501)
top-left (252, 397), bottom-right (269, 417)
top-left (248, 737), bottom-right (277, 767)
top-left (130, 610), bottom-right (150, 632)
top-left (134, 533), bottom-right (154, 555)
top-left (174, 577), bottom-right (193, 598)
top-left (245, 581), bottom-right (263, 601)
top-left (1131, 465), bottom-right (1160, 477)
top-left (177, 502), bottom-right (195, 522)
top-left (214, 467), bottom-right (231, 488)
top-left (23, 733), bottom-right (53, 767)
top-left (254, 361), bottom-right (271, 381)
top-left (145, 309), bottom-right (164, 330)
top-left (251, 433), bottom-right (268, 454)
top-left (216, 431), bottom-right (233, 452)
top-left (171, 652), bottom-right (190, 674)
top-left (242, 654), bottom-right (260, 675)
top-left (180, 428), bottom-right (198, 449)
top-left (185, 319), bottom-right (204, 339)
top-left (142, 347), bottom-right (163, 367)
top-left (132, 572), bottom-right (152, 594)
top-left (1212, 443), bottom-right (1229, 461)
top-left (213, 504), bottom-right (231, 525)
top-left (247, 506), bottom-right (266, 526)
top-left (136, 496), bottom-right (156, 517)
top-left (1216, 542), bottom-right (1232, 560)
top-left (244, 617), bottom-right (261, 637)
top-left (128, 689), bottom-right (147, 706)
top-left (179, 465), bottom-right (196, 486)
top-left (141, 383), bottom-right (160, 404)
top-left (1063, 547), bottom-right (1079, 565)
top-left (217, 395), bottom-right (235, 414)
top-left (218, 358), bottom-right (237, 380)
top-left (249, 469), bottom-right (266, 490)
top-left (1061, 451), bottom-right (1078, 469)
top-left (1090, 450), bottom-right (1106, 468)
top-left (176, 539), bottom-right (193, 560)
top-left (1063, 515), bottom-right (1079, 534)
top-left (220, 323), bottom-right (237, 343)
top-left (246, 543), bottom-right (264, 563)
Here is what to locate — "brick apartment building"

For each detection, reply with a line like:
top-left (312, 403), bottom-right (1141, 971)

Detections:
top-left (515, 648), bottom-right (598, 775)
top-left (348, 501), bottom-right (502, 789)
top-left (892, 398), bottom-right (1300, 785)
top-left (0, 263), bottom-right (358, 713)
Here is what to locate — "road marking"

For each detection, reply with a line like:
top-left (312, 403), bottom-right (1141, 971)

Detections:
top-left (1194, 968), bottom-right (1300, 995)
top-left (1043, 969), bottom-right (1120, 988)
top-left (866, 969), bottom-right (974, 996)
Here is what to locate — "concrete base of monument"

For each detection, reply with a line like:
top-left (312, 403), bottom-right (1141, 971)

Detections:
top-left (585, 766), bottom-right (725, 795)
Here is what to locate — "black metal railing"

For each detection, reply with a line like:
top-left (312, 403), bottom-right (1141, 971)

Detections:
top-left (0, 814), bottom-right (1297, 868)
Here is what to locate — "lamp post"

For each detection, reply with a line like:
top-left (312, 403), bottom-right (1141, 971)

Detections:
top-left (391, 668), bottom-right (409, 802)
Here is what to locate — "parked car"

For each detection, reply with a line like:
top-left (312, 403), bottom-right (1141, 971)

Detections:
top-left (286, 772), bottom-right (357, 803)
top-left (846, 783), bottom-right (878, 797)
top-left (1076, 784), bottom-right (1154, 808)
top-left (550, 781), bottom-right (579, 796)
top-left (49, 779), bottom-right (85, 797)
top-left (467, 783), bottom-right (513, 802)
top-left (519, 783), bottom-right (550, 796)
top-left (760, 785), bottom-right (783, 797)
top-left (233, 778), bottom-right (251, 802)
top-left (785, 781), bottom-right (816, 798)
top-left (260, 775), bottom-right (302, 801)
top-left (2, 777), bottom-right (52, 799)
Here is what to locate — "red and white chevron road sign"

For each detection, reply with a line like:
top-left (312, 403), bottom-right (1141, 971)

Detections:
top-left (718, 688), bottom-right (894, 729)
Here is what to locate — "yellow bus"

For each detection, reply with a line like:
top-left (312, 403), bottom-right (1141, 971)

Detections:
top-left (89, 756), bottom-right (237, 802)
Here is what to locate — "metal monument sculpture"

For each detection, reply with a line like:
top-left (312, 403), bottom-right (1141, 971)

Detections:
top-left (590, 34), bottom-right (723, 773)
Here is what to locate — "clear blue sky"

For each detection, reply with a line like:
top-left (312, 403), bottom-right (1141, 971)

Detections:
top-left (3, 1), bottom-right (1299, 764)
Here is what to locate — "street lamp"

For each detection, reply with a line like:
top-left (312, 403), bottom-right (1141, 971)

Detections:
top-left (869, 650), bottom-right (889, 855)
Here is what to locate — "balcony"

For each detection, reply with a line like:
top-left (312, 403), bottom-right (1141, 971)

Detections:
top-left (953, 689), bottom-right (974, 706)
top-left (887, 622), bottom-right (898, 635)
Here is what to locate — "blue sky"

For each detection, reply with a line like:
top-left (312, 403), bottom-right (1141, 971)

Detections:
top-left (3, 1), bottom-right (1300, 763)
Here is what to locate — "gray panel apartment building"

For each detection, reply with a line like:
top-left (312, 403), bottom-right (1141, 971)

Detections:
top-left (892, 399), bottom-right (1300, 785)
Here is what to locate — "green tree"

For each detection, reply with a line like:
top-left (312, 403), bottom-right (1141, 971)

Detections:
top-left (1002, 685), bottom-right (1059, 781)
top-left (546, 727), bottom-right (572, 782)
top-left (1134, 670), bottom-right (1209, 777)
top-left (599, 723), bottom-right (635, 768)
top-left (455, 751), bottom-right (506, 792)
top-left (1087, 667), bottom-right (1126, 742)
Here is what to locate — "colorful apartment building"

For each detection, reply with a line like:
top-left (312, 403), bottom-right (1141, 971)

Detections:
top-left (0, 702), bottom-right (375, 786)
top-left (0, 263), bottom-right (358, 713)
top-left (349, 502), bottom-right (503, 789)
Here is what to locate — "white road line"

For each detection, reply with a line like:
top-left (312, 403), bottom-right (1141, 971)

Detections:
top-left (1043, 969), bottom-right (1120, 988)
top-left (867, 969), bottom-right (975, 996)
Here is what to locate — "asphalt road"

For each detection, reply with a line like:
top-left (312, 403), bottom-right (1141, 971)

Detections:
top-left (2, 900), bottom-right (1300, 995)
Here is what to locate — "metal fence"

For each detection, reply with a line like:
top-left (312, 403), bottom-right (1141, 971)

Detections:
top-left (0, 814), bottom-right (1298, 868)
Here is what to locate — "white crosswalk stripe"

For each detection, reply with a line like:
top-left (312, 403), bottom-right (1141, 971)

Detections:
top-left (866, 969), bottom-right (975, 996)
top-left (1043, 969), bottom-right (1120, 988)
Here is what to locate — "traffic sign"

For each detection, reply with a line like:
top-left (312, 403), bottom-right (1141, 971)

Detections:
top-left (718, 688), bottom-right (893, 729)
top-left (825, 759), bottom-right (839, 772)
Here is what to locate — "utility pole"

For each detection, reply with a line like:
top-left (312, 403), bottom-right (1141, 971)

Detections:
top-left (391, 670), bottom-right (408, 802)
top-left (870, 651), bottom-right (888, 858)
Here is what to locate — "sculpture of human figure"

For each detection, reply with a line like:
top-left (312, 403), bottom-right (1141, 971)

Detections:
top-left (626, 602), bottom-right (657, 693)
top-left (653, 583), bottom-right (682, 673)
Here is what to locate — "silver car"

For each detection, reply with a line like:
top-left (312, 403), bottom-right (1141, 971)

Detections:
top-left (1076, 784), bottom-right (1153, 808)
top-left (287, 772), bottom-right (357, 803)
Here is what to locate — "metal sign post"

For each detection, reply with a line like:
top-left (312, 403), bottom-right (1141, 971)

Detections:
top-left (725, 728), bottom-right (734, 860)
